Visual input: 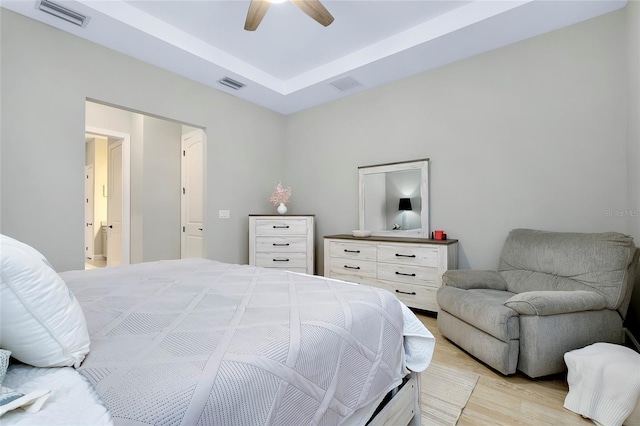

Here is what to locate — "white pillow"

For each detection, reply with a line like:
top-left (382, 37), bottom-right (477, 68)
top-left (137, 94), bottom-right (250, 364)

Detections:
top-left (0, 235), bottom-right (90, 367)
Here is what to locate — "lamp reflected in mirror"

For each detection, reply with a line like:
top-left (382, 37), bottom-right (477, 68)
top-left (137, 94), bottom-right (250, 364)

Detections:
top-left (398, 198), bottom-right (412, 230)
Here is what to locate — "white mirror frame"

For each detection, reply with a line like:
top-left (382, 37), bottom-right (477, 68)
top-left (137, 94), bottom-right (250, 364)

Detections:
top-left (358, 159), bottom-right (430, 238)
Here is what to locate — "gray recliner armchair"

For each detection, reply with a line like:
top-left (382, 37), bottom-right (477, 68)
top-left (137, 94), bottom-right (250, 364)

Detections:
top-left (436, 229), bottom-right (639, 378)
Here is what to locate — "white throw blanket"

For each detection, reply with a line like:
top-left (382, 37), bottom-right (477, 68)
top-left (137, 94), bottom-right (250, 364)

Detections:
top-left (564, 342), bottom-right (640, 426)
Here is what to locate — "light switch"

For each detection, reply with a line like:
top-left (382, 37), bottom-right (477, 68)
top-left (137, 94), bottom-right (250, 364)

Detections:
top-left (218, 210), bottom-right (230, 219)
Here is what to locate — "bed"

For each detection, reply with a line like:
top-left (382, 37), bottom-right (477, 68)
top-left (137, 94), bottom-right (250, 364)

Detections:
top-left (0, 235), bottom-right (435, 426)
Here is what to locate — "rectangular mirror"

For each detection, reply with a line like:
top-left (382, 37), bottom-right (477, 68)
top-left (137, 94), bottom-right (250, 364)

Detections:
top-left (359, 159), bottom-right (429, 238)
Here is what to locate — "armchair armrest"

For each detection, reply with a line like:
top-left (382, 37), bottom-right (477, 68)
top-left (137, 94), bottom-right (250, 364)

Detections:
top-left (504, 291), bottom-right (607, 316)
top-left (442, 270), bottom-right (507, 291)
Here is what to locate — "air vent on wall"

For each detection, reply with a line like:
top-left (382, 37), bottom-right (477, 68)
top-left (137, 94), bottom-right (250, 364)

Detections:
top-left (38, 0), bottom-right (88, 27)
top-left (329, 76), bottom-right (362, 92)
top-left (218, 77), bottom-right (246, 91)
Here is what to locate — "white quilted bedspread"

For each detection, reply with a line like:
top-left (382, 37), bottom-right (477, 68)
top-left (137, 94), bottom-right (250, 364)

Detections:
top-left (61, 259), bottom-right (434, 426)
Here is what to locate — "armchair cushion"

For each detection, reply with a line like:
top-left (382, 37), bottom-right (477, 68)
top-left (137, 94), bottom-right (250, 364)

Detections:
top-left (442, 270), bottom-right (507, 291)
top-left (437, 287), bottom-right (519, 341)
top-left (504, 290), bottom-right (607, 316)
top-left (499, 229), bottom-right (635, 311)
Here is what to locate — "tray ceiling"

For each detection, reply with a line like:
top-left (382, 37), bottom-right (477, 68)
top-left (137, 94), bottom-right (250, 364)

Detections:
top-left (1, 0), bottom-right (626, 114)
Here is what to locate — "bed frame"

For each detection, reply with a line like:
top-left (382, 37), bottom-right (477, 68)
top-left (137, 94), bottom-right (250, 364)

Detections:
top-left (368, 371), bottom-right (420, 426)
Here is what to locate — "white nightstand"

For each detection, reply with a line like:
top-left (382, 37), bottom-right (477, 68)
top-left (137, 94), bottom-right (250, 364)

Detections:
top-left (249, 215), bottom-right (315, 274)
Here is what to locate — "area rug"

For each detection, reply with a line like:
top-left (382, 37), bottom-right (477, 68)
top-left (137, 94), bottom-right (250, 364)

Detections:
top-left (420, 363), bottom-right (480, 425)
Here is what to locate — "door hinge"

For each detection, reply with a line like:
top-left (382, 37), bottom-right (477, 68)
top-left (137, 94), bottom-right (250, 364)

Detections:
top-left (182, 187), bottom-right (186, 195)
top-left (183, 150), bottom-right (186, 156)
top-left (182, 226), bottom-right (185, 232)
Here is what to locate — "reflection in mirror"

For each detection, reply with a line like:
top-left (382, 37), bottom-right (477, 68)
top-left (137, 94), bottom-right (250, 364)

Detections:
top-left (359, 159), bottom-right (429, 238)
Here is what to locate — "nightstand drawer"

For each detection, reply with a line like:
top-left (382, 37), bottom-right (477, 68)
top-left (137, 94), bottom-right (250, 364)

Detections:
top-left (255, 236), bottom-right (307, 253)
top-left (327, 257), bottom-right (377, 279)
top-left (377, 263), bottom-right (438, 286)
top-left (255, 218), bottom-right (308, 236)
top-left (378, 281), bottom-right (439, 312)
top-left (329, 241), bottom-right (377, 261)
top-left (378, 244), bottom-right (438, 267)
top-left (255, 252), bottom-right (307, 269)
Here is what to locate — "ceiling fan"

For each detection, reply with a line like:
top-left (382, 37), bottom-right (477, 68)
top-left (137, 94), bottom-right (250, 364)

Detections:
top-left (244, 0), bottom-right (334, 31)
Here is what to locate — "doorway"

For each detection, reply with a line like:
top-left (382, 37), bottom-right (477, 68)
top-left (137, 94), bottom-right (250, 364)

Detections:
top-left (85, 100), bottom-right (206, 267)
top-left (181, 129), bottom-right (205, 258)
top-left (84, 128), bottom-right (130, 268)
top-left (84, 163), bottom-right (95, 262)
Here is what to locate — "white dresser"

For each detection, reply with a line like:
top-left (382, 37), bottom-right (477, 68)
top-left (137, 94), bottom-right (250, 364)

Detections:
top-left (323, 235), bottom-right (457, 312)
top-left (249, 215), bottom-right (315, 274)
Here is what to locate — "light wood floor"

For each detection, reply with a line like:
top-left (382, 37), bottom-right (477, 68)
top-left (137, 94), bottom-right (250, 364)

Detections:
top-left (416, 313), bottom-right (592, 426)
top-left (85, 259), bottom-right (107, 270)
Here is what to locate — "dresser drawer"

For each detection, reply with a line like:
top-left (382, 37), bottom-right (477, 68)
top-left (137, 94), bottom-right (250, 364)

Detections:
top-left (377, 244), bottom-right (438, 267)
top-left (255, 236), bottom-right (307, 253)
top-left (277, 267), bottom-right (308, 274)
top-left (329, 241), bottom-right (377, 261)
top-left (255, 252), bottom-right (307, 269)
top-left (327, 257), bottom-right (377, 279)
top-left (254, 218), bottom-right (308, 236)
top-left (378, 280), bottom-right (439, 312)
top-left (377, 263), bottom-right (438, 286)
top-left (328, 273), bottom-right (378, 287)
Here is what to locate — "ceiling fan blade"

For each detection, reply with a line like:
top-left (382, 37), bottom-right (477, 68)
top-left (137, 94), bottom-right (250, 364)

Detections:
top-left (290, 0), bottom-right (334, 27)
top-left (244, 0), bottom-right (271, 31)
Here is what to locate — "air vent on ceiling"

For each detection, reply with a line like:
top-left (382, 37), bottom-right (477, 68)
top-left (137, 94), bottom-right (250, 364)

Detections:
top-left (218, 77), bottom-right (246, 91)
top-left (38, 0), bottom-right (88, 27)
top-left (329, 76), bottom-right (362, 92)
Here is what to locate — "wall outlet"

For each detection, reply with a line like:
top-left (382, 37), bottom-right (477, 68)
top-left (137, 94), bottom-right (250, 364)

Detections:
top-left (218, 210), bottom-right (230, 219)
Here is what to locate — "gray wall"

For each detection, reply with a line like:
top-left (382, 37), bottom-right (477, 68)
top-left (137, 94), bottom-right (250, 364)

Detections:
top-left (1, 5), bottom-right (639, 300)
top-left (628, 2), bottom-right (640, 240)
top-left (625, 0), bottom-right (640, 340)
top-left (0, 9), bottom-right (286, 271)
top-left (285, 8), bottom-right (632, 274)
top-left (141, 115), bottom-right (182, 262)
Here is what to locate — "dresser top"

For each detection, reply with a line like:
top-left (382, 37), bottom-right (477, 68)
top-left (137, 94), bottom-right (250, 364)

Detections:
top-left (249, 214), bottom-right (315, 217)
top-left (324, 234), bottom-right (458, 245)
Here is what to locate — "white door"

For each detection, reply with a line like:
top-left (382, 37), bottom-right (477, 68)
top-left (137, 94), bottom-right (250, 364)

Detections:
top-left (107, 141), bottom-right (123, 266)
top-left (181, 130), bottom-right (204, 258)
top-left (84, 165), bottom-right (94, 259)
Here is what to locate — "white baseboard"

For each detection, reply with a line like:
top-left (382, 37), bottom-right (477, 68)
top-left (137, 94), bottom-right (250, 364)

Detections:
top-left (91, 254), bottom-right (105, 261)
top-left (623, 327), bottom-right (640, 352)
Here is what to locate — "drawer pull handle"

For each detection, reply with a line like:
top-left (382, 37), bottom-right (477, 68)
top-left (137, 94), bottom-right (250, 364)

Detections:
top-left (344, 265), bottom-right (360, 270)
top-left (273, 258), bottom-right (290, 262)
top-left (396, 290), bottom-right (417, 295)
top-left (273, 243), bottom-right (290, 246)
top-left (344, 249), bottom-right (361, 253)
top-left (273, 225), bottom-right (290, 229)
top-left (395, 272), bottom-right (416, 277)
top-left (395, 254), bottom-right (416, 258)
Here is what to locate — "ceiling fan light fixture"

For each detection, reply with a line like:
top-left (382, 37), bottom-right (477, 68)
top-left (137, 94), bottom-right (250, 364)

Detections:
top-left (245, 0), bottom-right (334, 31)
